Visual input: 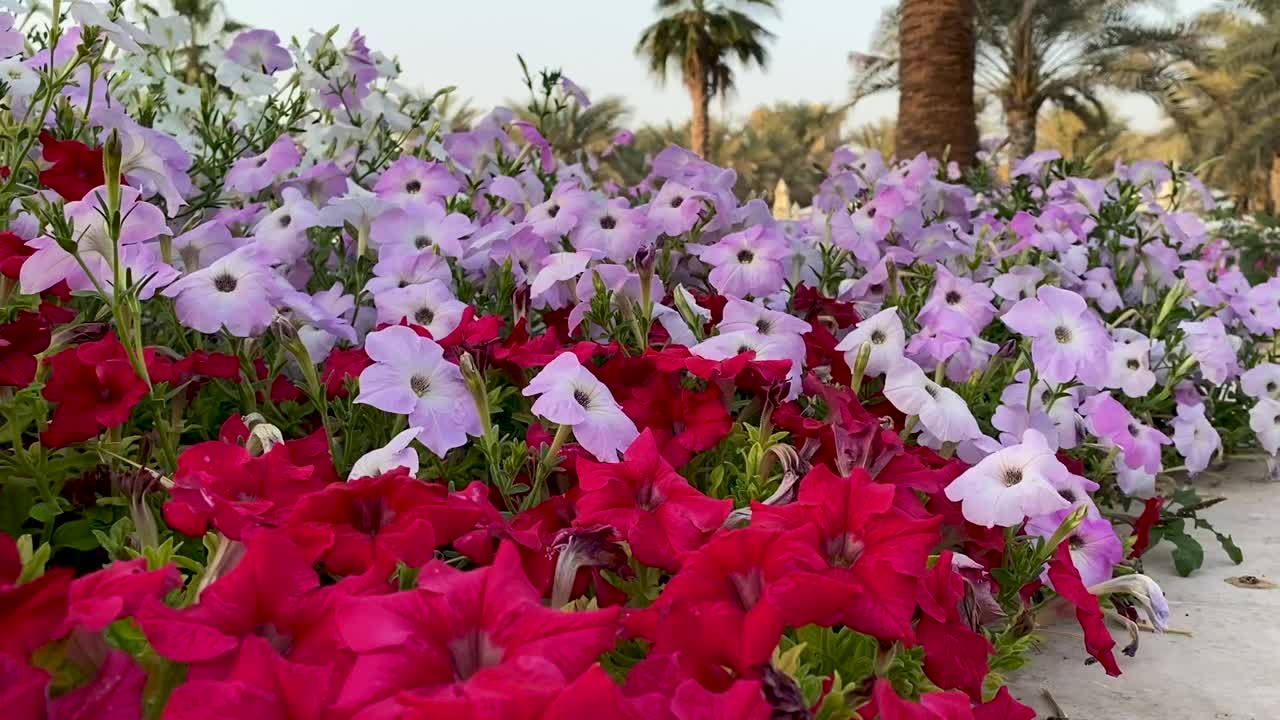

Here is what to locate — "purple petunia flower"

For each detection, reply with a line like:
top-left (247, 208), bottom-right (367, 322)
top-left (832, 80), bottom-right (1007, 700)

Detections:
top-left (224, 135), bottom-right (301, 195)
top-left (522, 351), bottom-right (638, 462)
top-left (647, 181), bottom-right (707, 236)
top-left (171, 220), bottom-right (241, 272)
top-left (1083, 392), bottom-right (1171, 474)
top-left (373, 279), bottom-right (467, 338)
top-left (1178, 318), bottom-right (1240, 385)
top-left (370, 202), bottom-right (475, 259)
top-left (355, 326), bottom-right (482, 457)
top-left (560, 75), bottom-right (591, 107)
top-left (1171, 401), bottom-right (1221, 475)
top-left (1242, 362), bottom-right (1280, 401)
top-left (1106, 329), bottom-right (1157, 399)
top-left (373, 156), bottom-right (461, 206)
top-left (162, 246), bottom-right (283, 337)
top-left (252, 188), bottom-right (323, 264)
top-left (991, 265), bottom-right (1044, 304)
top-left (226, 29), bottom-right (292, 73)
top-left (1002, 285), bottom-right (1112, 387)
top-left (364, 252), bottom-right (451, 298)
top-left (571, 198), bottom-right (652, 262)
top-left (944, 428), bottom-right (1072, 528)
top-left (918, 267), bottom-right (997, 335)
top-left (697, 224), bottom-right (790, 298)
top-left (1028, 509), bottom-right (1123, 588)
top-left (1249, 397), bottom-right (1280, 456)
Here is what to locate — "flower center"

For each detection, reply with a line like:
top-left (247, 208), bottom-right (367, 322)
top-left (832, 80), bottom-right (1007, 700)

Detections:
top-left (547, 203), bottom-right (560, 218)
top-left (405, 179), bottom-right (421, 194)
top-left (278, 214), bottom-right (292, 227)
top-left (1054, 325), bottom-right (1072, 343)
top-left (1001, 467), bottom-right (1023, 487)
top-left (756, 318), bottom-right (772, 334)
top-left (254, 622), bottom-right (293, 656)
top-left (1060, 489), bottom-right (1076, 503)
top-left (824, 532), bottom-right (865, 568)
top-left (600, 215), bottom-right (616, 230)
top-left (410, 374), bottom-right (431, 396)
top-left (213, 273), bottom-right (238, 293)
top-left (924, 383), bottom-right (939, 399)
top-left (736, 249), bottom-right (754, 264)
top-left (1268, 381), bottom-right (1277, 393)
top-left (447, 630), bottom-right (505, 682)
top-left (728, 569), bottom-right (763, 611)
top-left (868, 283), bottom-right (883, 294)
top-left (415, 235), bottom-right (432, 249)
top-left (870, 329), bottom-right (886, 344)
top-left (944, 290), bottom-right (962, 305)
top-left (1127, 423), bottom-right (1140, 437)
top-left (669, 196), bottom-right (682, 208)
top-left (1126, 358), bottom-right (1140, 370)
top-left (573, 388), bottom-right (592, 408)
top-left (1068, 535), bottom-right (1085, 550)
top-left (353, 498), bottom-right (396, 535)
top-left (414, 307), bottom-right (434, 326)
top-left (635, 481), bottom-right (663, 511)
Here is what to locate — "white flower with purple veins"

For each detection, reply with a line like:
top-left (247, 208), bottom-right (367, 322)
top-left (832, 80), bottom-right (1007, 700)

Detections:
top-left (1106, 328), bottom-right (1157, 398)
top-left (356, 327), bottom-right (481, 458)
top-left (374, 279), bottom-right (467, 338)
top-left (19, 186), bottom-right (171, 297)
top-left (349, 426), bottom-right (423, 480)
top-left (253, 188), bottom-right (323, 264)
top-left (370, 202), bottom-right (475, 259)
top-left (1248, 397), bottom-right (1280, 456)
top-left (835, 307), bottom-right (906, 378)
top-left (1242, 363), bottom-right (1280, 401)
top-left (1178, 318), bottom-right (1241, 385)
top-left (226, 29), bottom-right (293, 73)
top-left (373, 156), bottom-right (462, 206)
top-left (944, 428), bottom-right (1073, 528)
top-left (522, 352), bottom-right (638, 462)
top-left (1171, 401), bottom-right (1221, 475)
top-left (162, 246), bottom-right (283, 337)
top-left (698, 224), bottom-right (790, 299)
top-left (1001, 285), bottom-right (1112, 387)
top-left (883, 358), bottom-right (980, 443)
top-left (224, 135), bottom-right (301, 195)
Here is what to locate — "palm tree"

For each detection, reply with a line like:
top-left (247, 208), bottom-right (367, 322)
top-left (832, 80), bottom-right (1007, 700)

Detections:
top-left (854, 0), bottom-right (1199, 160)
top-left (635, 0), bottom-right (778, 158)
top-left (896, 0), bottom-right (979, 166)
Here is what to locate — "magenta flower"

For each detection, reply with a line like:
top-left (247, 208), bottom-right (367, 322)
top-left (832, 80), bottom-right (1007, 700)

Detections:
top-left (523, 351), bottom-right (638, 462)
top-left (162, 246), bottom-right (283, 337)
top-left (225, 136), bottom-right (301, 195)
top-left (356, 325), bottom-right (481, 457)
top-left (944, 428), bottom-right (1072, 528)
top-left (1001, 285), bottom-right (1112, 386)
top-left (1172, 401), bottom-right (1221, 475)
top-left (1083, 392), bottom-right (1171, 474)
top-left (834, 307), bottom-right (906, 378)
top-left (373, 156), bottom-right (462, 205)
top-left (1178, 318), bottom-right (1240, 385)
top-left (226, 29), bottom-right (292, 73)
top-left (883, 358), bottom-right (979, 443)
top-left (918, 267), bottom-right (997, 335)
top-left (1028, 510), bottom-right (1122, 588)
top-left (374, 279), bottom-right (467, 338)
top-left (698, 225), bottom-right (789, 298)
top-left (370, 202), bottom-right (475, 259)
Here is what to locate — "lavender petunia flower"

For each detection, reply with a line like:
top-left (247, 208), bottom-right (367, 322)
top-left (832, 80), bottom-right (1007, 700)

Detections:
top-left (252, 188), bottom-right (323, 264)
top-left (370, 202), bottom-right (475, 259)
top-left (560, 75), bottom-right (591, 107)
top-left (1249, 397), bottom-right (1280, 456)
top-left (364, 252), bottom-right (451, 297)
top-left (1028, 510), bottom-right (1123, 588)
top-left (1242, 363), bottom-right (1280, 401)
top-left (172, 220), bottom-right (241, 272)
top-left (1080, 267), bottom-right (1121, 312)
top-left (647, 182), bottom-right (707, 236)
top-left (161, 246), bottom-right (283, 337)
top-left (1114, 456), bottom-right (1157, 498)
top-left (526, 183), bottom-right (592, 240)
top-left (918, 267), bottom-right (997, 335)
top-left (224, 135), bottom-right (301, 194)
top-left (1002, 285), bottom-right (1112, 387)
top-left (355, 326), bottom-right (482, 457)
top-left (698, 224), bottom-right (789, 298)
top-left (571, 198), bottom-right (652, 262)
top-left (1083, 392), bottom-right (1171, 474)
top-left (1106, 329), bottom-right (1157, 398)
top-left (883, 358), bottom-right (980, 443)
top-left (944, 428), bottom-right (1072, 528)
top-left (374, 279), bottom-right (467, 338)
top-left (1178, 318), bottom-right (1240, 385)
top-left (373, 156), bottom-right (461, 205)
top-left (226, 29), bottom-right (292, 73)
top-left (522, 351), bottom-right (638, 462)
top-left (349, 426), bottom-right (423, 480)
top-left (1171, 401), bottom-right (1221, 475)
top-left (991, 265), bottom-right (1044, 303)
top-left (530, 251), bottom-right (591, 303)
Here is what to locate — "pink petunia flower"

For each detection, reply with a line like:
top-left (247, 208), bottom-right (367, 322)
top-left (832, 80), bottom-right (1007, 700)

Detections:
top-left (523, 351), bottom-right (638, 462)
top-left (943, 428), bottom-right (1072, 527)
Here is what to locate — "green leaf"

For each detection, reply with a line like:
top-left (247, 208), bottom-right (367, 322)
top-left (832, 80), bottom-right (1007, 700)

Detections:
top-left (52, 519), bottom-right (100, 552)
top-left (1194, 518), bottom-right (1244, 565)
top-left (28, 501), bottom-right (60, 523)
top-left (1169, 533), bottom-right (1204, 577)
top-left (0, 481), bottom-right (32, 536)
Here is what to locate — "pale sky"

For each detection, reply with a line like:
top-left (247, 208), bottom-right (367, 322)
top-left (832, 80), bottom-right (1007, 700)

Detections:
top-left (225, 0), bottom-right (1223, 132)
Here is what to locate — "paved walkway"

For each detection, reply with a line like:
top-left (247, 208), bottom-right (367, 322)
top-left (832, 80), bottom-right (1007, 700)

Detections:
top-left (1010, 460), bottom-right (1280, 720)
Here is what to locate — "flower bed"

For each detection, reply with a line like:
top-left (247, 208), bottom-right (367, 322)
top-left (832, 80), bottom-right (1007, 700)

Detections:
top-left (1, 4), bottom-right (1278, 720)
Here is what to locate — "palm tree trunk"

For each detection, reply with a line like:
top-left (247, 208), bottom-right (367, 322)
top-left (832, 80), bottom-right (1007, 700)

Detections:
top-left (1270, 153), bottom-right (1280, 214)
top-left (896, 0), bottom-right (979, 168)
top-left (1005, 102), bottom-right (1037, 160)
top-left (689, 74), bottom-right (710, 158)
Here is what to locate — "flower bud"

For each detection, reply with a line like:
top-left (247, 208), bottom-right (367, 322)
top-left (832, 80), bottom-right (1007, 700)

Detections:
top-left (103, 129), bottom-right (123, 212)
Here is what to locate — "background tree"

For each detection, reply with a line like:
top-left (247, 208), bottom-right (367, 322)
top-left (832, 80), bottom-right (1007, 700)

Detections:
top-left (895, 0), bottom-right (979, 167)
top-left (635, 0), bottom-right (777, 157)
top-left (515, 97), bottom-right (632, 161)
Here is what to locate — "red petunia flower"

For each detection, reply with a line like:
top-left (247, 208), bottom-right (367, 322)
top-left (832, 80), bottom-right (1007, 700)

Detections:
top-left (1046, 542), bottom-right (1122, 676)
top-left (0, 231), bottom-right (33, 280)
top-left (575, 429), bottom-right (731, 573)
top-left (321, 346), bottom-right (371, 398)
top-left (60, 558), bottom-right (182, 636)
top-left (333, 542), bottom-right (620, 718)
top-left (38, 132), bottom-right (106, 201)
top-left (41, 332), bottom-right (149, 448)
top-left (1128, 496), bottom-right (1162, 559)
top-left (160, 635), bottom-right (333, 720)
top-left (865, 678), bottom-right (975, 720)
top-left (754, 466), bottom-right (941, 643)
top-left (914, 551), bottom-right (994, 700)
top-left (0, 311), bottom-right (51, 388)
top-left (0, 533), bottom-right (72, 659)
